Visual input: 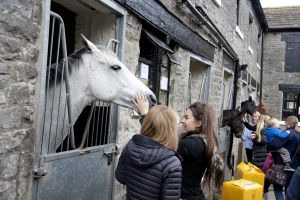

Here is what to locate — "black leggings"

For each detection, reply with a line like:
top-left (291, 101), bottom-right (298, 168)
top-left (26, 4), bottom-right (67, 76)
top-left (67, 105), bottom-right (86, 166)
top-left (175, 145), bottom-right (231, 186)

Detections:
top-left (246, 148), bottom-right (253, 163)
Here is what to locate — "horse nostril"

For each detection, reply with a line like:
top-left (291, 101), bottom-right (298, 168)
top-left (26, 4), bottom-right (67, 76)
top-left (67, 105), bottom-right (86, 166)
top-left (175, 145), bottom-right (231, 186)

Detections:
top-left (150, 95), bottom-right (157, 105)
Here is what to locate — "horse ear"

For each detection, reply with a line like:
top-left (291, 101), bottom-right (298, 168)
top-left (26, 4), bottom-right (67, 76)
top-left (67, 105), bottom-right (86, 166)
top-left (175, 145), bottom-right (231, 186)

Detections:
top-left (248, 96), bottom-right (252, 101)
top-left (81, 34), bottom-right (98, 53)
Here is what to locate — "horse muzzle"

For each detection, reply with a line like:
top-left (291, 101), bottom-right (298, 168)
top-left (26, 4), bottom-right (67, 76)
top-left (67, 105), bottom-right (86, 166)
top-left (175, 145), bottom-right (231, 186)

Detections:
top-left (147, 94), bottom-right (157, 107)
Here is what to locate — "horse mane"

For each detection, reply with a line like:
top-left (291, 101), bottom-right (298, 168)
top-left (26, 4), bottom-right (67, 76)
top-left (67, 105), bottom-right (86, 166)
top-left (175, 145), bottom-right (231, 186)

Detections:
top-left (48, 45), bottom-right (115, 87)
top-left (48, 47), bottom-right (87, 86)
top-left (257, 100), bottom-right (271, 116)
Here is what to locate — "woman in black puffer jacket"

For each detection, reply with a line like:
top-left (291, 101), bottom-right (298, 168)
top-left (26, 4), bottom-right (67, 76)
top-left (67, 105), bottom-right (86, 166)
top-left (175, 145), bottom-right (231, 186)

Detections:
top-left (115, 105), bottom-right (182, 200)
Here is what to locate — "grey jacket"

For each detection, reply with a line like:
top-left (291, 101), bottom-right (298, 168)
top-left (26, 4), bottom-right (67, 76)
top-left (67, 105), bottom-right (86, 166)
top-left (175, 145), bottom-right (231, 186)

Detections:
top-left (115, 134), bottom-right (182, 200)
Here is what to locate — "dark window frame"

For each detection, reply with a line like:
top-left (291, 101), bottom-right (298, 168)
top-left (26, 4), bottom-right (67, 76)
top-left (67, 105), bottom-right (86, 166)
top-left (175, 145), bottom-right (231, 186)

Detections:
top-left (285, 41), bottom-right (300, 72)
top-left (139, 30), bottom-right (173, 106)
top-left (282, 92), bottom-right (300, 120)
top-left (236, 0), bottom-right (240, 26)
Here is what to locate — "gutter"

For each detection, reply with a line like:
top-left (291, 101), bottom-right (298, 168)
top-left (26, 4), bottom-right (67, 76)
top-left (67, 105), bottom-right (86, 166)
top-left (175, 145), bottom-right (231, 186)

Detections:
top-left (250, 0), bottom-right (268, 32)
top-left (183, 0), bottom-right (238, 61)
top-left (268, 28), bottom-right (300, 32)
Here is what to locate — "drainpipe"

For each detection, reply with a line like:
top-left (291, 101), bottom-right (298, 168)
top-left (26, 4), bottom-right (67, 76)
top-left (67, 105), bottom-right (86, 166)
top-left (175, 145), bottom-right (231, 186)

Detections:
top-left (259, 33), bottom-right (264, 103)
top-left (183, 0), bottom-right (238, 61)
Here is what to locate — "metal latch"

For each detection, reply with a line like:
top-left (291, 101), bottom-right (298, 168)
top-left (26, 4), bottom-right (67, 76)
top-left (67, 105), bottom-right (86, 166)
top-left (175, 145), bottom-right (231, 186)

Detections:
top-left (104, 146), bottom-right (119, 165)
top-left (33, 168), bottom-right (48, 178)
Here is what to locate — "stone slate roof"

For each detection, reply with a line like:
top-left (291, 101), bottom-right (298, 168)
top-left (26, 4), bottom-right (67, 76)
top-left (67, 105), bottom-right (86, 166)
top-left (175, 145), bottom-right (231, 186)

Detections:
top-left (263, 6), bottom-right (300, 29)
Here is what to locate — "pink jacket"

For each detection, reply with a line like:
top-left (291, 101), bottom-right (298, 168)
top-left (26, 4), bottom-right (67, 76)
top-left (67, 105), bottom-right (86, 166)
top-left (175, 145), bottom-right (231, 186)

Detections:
top-left (262, 153), bottom-right (273, 173)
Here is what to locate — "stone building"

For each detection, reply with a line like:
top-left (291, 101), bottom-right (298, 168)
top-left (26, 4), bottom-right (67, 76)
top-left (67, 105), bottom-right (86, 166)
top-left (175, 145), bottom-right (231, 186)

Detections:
top-left (0, 0), bottom-right (266, 199)
top-left (262, 6), bottom-right (300, 120)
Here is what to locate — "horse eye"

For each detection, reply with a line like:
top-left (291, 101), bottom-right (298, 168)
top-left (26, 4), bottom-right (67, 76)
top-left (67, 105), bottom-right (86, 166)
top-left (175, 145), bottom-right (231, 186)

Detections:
top-left (111, 65), bottom-right (121, 71)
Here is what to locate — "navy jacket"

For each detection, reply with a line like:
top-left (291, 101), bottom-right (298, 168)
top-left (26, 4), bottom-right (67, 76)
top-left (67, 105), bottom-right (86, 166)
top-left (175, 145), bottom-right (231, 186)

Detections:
top-left (177, 133), bottom-right (207, 200)
top-left (287, 166), bottom-right (300, 200)
top-left (268, 128), bottom-right (300, 168)
top-left (115, 134), bottom-right (182, 200)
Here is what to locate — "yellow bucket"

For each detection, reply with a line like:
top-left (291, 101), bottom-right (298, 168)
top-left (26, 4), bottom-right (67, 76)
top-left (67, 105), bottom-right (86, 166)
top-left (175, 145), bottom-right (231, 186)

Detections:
top-left (235, 162), bottom-right (265, 186)
top-left (221, 179), bottom-right (263, 200)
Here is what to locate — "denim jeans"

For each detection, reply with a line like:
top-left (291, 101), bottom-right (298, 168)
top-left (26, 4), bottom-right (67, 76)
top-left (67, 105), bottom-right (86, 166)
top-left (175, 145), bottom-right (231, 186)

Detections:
top-left (273, 184), bottom-right (285, 200)
top-left (264, 179), bottom-right (285, 200)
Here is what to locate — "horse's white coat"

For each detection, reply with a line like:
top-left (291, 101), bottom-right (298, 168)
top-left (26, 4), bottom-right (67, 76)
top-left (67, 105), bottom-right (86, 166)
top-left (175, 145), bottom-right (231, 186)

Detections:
top-left (42, 35), bottom-right (156, 153)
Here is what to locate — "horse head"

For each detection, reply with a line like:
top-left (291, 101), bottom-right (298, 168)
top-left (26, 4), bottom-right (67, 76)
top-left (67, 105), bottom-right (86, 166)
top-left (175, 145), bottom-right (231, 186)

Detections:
top-left (80, 34), bottom-right (156, 110)
top-left (222, 109), bottom-right (244, 138)
top-left (241, 96), bottom-right (257, 115)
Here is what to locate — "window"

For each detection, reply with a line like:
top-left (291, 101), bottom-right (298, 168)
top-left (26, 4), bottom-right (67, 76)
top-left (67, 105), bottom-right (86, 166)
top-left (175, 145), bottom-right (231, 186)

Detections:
top-left (236, 0), bottom-right (240, 25)
top-left (257, 30), bottom-right (262, 64)
top-left (235, 0), bottom-right (244, 40)
top-left (139, 29), bottom-right (178, 105)
top-left (282, 92), bottom-right (300, 120)
top-left (285, 41), bottom-right (300, 72)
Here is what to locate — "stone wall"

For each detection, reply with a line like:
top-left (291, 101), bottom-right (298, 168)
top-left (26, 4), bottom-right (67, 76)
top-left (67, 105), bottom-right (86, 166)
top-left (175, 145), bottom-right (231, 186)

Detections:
top-left (0, 0), bottom-right (43, 199)
top-left (262, 32), bottom-right (300, 119)
top-left (113, 1), bottom-right (264, 199)
top-left (0, 0), bottom-right (265, 199)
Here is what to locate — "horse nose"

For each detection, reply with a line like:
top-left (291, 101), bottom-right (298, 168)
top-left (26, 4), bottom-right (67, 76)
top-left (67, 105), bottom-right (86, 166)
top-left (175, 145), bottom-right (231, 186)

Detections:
top-left (149, 94), bottom-right (157, 106)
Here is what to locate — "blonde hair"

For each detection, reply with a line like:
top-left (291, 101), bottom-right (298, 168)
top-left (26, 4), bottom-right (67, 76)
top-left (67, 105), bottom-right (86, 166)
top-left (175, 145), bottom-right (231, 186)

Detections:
top-left (256, 114), bottom-right (270, 142)
top-left (267, 118), bottom-right (279, 128)
top-left (252, 111), bottom-right (261, 124)
top-left (253, 111), bottom-right (261, 118)
top-left (286, 116), bottom-right (300, 132)
top-left (140, 105), bottom-right (178, 151)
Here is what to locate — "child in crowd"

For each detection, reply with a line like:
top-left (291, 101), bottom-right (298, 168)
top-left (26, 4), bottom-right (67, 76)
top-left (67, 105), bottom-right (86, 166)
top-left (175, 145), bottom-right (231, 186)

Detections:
top-left (242, 111), bottom-right (260, 163)
top-left (264, 117), bottom-right (294, 172)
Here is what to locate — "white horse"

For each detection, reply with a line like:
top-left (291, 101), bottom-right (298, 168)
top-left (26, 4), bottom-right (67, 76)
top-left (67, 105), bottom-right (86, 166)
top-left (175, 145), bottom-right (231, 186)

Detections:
top-left (42, 35), bottom-right (156, 154)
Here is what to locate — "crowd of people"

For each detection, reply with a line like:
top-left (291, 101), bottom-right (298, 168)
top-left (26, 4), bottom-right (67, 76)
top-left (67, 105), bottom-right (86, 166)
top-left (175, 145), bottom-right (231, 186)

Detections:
top-left (115, 92), bottom-right (300, 200)
top-left (116, 92), bottom-right (223, 199)
top-left (242, 110), bottom-right (300, 200)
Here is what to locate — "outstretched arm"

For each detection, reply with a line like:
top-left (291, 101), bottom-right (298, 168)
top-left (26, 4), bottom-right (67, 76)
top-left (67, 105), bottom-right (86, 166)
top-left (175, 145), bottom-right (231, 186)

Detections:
top-left (274, 129), bottom-right (290, 139)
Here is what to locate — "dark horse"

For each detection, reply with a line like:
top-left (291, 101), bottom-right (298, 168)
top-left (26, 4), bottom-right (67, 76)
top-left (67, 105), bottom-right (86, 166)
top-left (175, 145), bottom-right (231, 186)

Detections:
top-left (222, 96), bottom-right (257, 138)
top-left (221, 97), bottom-right (257, 171)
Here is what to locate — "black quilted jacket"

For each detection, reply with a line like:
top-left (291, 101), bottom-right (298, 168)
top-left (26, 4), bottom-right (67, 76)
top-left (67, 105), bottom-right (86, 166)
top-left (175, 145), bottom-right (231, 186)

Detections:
top-left (115, 134), bottom-right (182, 200)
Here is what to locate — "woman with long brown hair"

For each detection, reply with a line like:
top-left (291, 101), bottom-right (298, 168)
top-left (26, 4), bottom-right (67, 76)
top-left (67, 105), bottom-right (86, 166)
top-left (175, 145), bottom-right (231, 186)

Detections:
top-left (179, 102), bottom-right (224, 200)
top-left (133, 93), bottom-right (224, 199)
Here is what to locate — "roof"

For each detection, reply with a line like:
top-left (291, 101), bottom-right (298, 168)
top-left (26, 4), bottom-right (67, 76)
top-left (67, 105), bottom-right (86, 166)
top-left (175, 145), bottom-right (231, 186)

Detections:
top-left (250, 0), bottom-right (268, 31)
top-left (263, 6), bottom-right (300, 30)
